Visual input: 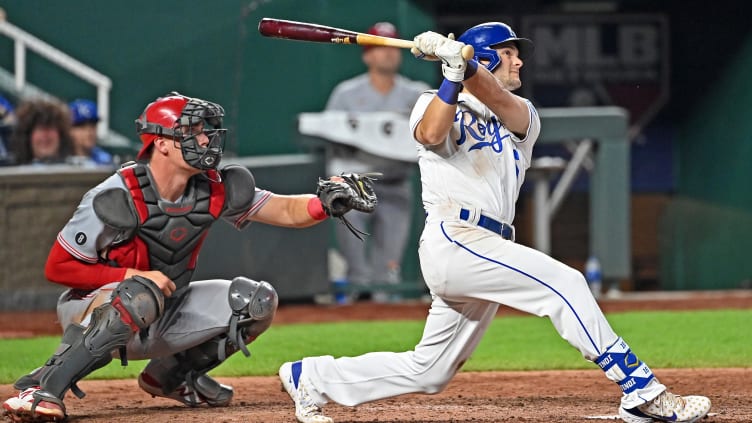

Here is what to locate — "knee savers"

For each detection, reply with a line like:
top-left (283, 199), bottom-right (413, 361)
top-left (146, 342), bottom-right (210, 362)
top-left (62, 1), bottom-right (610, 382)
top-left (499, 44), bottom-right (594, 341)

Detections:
top-left (37, 276), bottom-right (164, 399)
top-left (228, 277), bottom-right (278, 357)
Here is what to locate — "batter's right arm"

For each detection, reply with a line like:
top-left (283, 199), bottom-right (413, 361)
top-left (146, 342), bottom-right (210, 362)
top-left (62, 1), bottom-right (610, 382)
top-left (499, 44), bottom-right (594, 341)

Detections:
top-left (413, 96), bottom-right (456, 146)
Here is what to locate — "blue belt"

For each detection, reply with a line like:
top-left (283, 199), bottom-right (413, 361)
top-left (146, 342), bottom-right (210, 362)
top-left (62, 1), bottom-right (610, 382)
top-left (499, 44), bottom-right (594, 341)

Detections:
top-left (459, 208), bottom-right (514, 240)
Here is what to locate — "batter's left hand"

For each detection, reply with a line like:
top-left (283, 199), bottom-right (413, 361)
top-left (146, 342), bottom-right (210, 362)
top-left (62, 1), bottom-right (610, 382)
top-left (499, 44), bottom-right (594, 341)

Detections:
top-left (436, 40), bottom-right (468, 82)
top-left (412, 31), bottom-right (449, 60)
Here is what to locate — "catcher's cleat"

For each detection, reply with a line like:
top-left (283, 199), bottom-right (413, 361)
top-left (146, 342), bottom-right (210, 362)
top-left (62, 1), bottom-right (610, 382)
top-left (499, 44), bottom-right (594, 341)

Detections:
top-left (2, 387), bottom-right (66, 422)
top-left (619, 390), bottom-right (711, 423)
top-left (279, 361), bottom-right (333, 423)
top-left (138, 371), bottom-right (233, 407)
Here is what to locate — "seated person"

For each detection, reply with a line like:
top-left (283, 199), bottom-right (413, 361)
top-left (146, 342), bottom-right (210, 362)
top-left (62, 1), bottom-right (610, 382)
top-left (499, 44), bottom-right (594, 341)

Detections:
top-left (9, 98), bottom-right (72, 165)
top-left (0, 95), bottom-right (15, 165)
top-left (68, 99), bottom-right (114, 167)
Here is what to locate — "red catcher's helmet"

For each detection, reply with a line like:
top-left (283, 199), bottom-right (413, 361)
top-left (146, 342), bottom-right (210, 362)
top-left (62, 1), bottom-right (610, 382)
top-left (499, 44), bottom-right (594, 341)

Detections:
top-left (363, 22), bottom-right (398, 51)
top-left (134, 92), bottom-right (225, 170)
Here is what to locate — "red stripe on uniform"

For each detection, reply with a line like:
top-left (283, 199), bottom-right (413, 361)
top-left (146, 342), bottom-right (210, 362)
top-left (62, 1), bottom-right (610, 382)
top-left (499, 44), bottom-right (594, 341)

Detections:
top-left (235, 190), bottom-right (271, 227)
top-left (208, 171), bottom-right (226, 218)
top-left (120, 167), bottom-right (148, 223)
top-left (188, 232), bottom-right (209, 269)
top-left (56, 232), bottom-right (98, 262)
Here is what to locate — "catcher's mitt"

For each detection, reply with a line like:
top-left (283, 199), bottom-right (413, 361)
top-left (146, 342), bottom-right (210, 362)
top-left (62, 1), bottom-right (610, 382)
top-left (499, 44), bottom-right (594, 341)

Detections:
top-left (317, 172), bottom-right (380, 240)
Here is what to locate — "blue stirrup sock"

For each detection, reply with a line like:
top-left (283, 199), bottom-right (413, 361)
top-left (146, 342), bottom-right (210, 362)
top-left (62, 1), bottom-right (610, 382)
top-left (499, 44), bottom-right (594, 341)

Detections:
top-left (596, 337), bottom-right (655, 394)
top-left (291, 360), bottom-right (303, 389)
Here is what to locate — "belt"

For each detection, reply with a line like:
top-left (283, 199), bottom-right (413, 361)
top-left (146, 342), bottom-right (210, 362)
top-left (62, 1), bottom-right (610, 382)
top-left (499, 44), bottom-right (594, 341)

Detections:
top-left (459, 208), bottom-right (514, 240)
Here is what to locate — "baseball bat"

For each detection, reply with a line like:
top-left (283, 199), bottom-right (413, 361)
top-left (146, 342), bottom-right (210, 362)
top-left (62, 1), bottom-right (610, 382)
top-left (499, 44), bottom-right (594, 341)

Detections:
top-left (258, 18), bottom-right (474, 60)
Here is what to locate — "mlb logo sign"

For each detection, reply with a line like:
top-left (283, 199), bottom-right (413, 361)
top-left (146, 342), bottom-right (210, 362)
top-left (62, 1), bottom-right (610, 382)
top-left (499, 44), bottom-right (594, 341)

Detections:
top-left (520, 14), bottom-right (669, 136)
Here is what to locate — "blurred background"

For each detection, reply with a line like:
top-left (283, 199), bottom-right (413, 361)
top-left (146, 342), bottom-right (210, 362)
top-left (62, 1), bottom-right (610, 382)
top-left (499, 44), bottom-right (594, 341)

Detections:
top-left (0, 0), bottom-right (751, 309)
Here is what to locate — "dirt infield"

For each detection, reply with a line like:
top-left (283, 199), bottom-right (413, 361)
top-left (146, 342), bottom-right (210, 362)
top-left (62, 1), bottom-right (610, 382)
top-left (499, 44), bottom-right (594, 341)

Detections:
top-left (1, 290), bottom-right (750, 422)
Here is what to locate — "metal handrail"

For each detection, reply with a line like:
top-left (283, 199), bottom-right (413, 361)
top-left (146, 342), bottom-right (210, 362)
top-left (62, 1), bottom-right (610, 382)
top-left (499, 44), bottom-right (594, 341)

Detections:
top-left (0, 18), bottom-right (111, 139)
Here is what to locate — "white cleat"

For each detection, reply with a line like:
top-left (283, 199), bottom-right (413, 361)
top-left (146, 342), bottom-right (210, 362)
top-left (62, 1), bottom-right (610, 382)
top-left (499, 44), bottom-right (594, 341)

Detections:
top-left (2, 387), bottom-right (66, 422)
top-left (619, 390), bottom-right (711, 423)
top-left (279, 361), bottom-right (333, 423)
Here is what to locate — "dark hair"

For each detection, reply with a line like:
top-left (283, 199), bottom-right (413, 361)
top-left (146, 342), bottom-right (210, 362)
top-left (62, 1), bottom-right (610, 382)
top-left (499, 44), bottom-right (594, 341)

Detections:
top-left (9, 99), bottom-right (72, 164)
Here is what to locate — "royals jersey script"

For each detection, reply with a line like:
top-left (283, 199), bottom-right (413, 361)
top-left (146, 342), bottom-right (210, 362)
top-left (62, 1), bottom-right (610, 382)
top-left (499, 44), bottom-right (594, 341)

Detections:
top-left (409, 91), bottom-right (540, 224)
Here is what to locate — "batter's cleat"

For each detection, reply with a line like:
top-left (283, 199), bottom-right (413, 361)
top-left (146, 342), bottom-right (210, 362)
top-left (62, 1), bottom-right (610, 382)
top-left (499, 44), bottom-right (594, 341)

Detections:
top-left (138, 371), bottom-right (233, 407)
top-left (2, 387), bottom-right (66, 422)
top-left (619, 390), bottom-right (711, 423)
top-left (279, 361), bottom-right (333, 423)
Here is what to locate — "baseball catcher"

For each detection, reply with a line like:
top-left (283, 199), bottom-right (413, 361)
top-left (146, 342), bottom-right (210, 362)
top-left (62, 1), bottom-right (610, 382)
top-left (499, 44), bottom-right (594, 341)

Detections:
top-left (1, 92), bottom-right (378, 422)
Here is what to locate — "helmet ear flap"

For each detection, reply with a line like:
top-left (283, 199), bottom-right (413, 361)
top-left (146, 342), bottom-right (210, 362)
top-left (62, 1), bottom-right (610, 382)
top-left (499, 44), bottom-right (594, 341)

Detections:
top-left (474, 49), bottom-right (502, 72)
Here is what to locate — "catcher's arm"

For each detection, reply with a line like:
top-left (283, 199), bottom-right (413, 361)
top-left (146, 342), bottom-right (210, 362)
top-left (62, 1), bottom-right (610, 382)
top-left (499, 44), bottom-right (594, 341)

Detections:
top-left (250, 194), bottom-right (324, 228)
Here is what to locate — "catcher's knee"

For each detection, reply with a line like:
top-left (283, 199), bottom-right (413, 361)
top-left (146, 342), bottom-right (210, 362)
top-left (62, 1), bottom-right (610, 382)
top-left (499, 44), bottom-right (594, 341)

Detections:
top-left (227, 277), bottom-right (278, 356)
top-left (111, 275), bottom-right (165, 330)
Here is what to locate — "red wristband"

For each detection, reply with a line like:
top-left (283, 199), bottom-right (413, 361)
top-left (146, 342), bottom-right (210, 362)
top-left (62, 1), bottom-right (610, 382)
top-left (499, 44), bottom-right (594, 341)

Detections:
top-left (307, 197), bottom-right (328, 220)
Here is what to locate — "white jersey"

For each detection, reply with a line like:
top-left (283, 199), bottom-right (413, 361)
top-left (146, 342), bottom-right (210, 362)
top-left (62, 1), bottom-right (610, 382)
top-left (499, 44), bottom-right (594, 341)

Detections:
top-left (409, 92), bottom-right (540, 224)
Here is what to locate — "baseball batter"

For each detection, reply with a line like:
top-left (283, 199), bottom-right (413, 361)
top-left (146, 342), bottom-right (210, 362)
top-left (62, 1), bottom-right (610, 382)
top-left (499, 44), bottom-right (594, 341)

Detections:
top-left (279, 23), bottom-right (711, 423)
top-left (2, 92), bottom-right (376, 422)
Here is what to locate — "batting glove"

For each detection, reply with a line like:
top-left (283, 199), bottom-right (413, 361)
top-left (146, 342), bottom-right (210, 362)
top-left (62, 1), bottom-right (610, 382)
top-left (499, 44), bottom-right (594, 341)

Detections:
top-left (412, 31), bottom-right (449, 59)
top-left (436, 40), bottom-right (468, 83)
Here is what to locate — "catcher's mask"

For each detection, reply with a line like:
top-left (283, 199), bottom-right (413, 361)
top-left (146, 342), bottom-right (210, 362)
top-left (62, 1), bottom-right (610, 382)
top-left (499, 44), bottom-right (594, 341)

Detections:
top-left (135, 91), bottom-right (226, 171)
top-left (457, 22), bottom-right (534, 72)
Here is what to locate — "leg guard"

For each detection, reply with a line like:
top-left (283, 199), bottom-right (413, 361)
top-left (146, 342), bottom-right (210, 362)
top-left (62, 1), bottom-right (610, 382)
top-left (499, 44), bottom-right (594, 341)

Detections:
top-left (227, 277), bottom-right (278, 357)
top-left (31, 277), bottom-right (164, 402)
top-left (140, 277), bottom-right (278, 405)
top-left (596, 337), bottom-right (655, 394)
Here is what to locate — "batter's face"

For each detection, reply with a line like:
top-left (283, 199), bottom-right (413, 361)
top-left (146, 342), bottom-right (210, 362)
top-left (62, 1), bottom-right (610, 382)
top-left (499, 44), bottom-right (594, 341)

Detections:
top-left (363, 46), bottom-right (402, 75)
top-left (489, 42), bottom-right (523, 91)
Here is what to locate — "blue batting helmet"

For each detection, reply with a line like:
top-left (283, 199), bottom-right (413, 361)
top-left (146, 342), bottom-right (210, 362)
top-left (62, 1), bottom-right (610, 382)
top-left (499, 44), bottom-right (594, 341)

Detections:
top-left (457, 22), bottom-right (534, 72)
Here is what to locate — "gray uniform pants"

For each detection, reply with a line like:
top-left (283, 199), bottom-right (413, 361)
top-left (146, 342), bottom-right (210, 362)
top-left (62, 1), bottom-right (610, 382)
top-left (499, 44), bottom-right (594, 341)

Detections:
top-left (335, 178), bottom-right (412, 285)
top-left (57, 279), bottom-right (235, 359)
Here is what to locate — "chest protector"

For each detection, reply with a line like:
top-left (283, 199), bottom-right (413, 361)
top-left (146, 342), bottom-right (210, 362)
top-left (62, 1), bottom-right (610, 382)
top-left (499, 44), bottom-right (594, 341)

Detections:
top-left (105, 163), bottom-right (226, 290)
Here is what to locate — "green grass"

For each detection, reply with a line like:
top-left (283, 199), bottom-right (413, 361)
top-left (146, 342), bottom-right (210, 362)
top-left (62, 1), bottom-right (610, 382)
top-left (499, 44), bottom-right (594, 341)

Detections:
top-left (0, 309), bottom-right (748, 384)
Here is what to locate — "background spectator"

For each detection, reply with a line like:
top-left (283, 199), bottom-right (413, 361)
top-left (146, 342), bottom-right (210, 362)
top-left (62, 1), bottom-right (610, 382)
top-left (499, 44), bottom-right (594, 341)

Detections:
top-left (67, 99), bottom-right (114, 167)
top-left (0, 95), bottom-right (15, 165)
top-left (324, 22), bottom-right (430, 302)
top-left (9, 98), bottom-right (72, 165)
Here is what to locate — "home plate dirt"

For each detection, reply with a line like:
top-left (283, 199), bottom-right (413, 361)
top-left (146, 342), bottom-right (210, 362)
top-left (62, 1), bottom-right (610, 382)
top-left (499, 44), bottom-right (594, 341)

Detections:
top-left (0, 290), bottom-right (749, 422)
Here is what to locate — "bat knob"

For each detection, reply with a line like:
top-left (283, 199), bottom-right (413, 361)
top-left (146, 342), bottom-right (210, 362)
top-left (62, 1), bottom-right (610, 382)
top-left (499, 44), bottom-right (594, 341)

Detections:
top-left (461, 45), bottom-right (474, 61)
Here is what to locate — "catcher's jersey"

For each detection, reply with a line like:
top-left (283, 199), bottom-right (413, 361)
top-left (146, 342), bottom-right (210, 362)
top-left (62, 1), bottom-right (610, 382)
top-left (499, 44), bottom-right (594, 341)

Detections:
top-left (57, 165), bottom-right (272, 265)
top-left (409, 92), bottom-right (540, 223)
